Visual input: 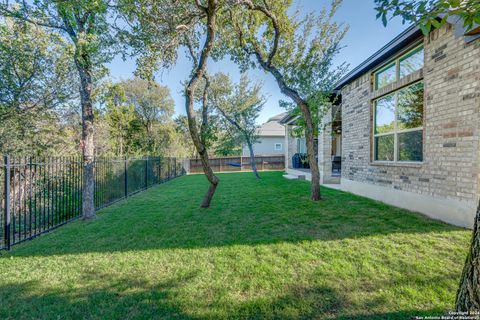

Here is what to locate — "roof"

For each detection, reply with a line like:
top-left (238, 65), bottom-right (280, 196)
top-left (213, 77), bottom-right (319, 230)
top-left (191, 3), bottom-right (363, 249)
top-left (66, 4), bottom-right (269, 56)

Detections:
top-left (257, 113), bottom-right (286, 137)
top-left (334, 24), bottom-right (423, 91)
top-left (279, 113), bottom-right (299, 125)
top-left (267, 112), bottom-right (287, 122)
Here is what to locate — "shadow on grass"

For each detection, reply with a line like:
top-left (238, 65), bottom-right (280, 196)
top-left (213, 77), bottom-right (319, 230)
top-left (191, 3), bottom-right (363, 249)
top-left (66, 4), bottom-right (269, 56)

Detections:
top-left (6, 171), bottom-right (465, 257)
top-left (0, 271), bottom-right (444, 319)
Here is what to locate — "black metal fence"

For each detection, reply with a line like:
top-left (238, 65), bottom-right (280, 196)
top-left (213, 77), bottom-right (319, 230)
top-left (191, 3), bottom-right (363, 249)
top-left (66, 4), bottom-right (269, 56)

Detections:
top-left (0, 156), bottom-right (184, 250)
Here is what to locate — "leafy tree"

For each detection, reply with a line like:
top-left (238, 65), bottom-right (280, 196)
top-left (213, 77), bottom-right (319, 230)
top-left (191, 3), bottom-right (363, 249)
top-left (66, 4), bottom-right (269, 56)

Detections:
top-left (0, 17), bottom-right (78, 157)
top-left (120, 78), bottom-right (174, 151)
top-left (213, 132), bottom-right (242, 156)
top-left (375, 0), bottom-right (480, 35)
top-left (209, 73), bottom-right (265, 178)
top-left (174, 115), bottom-right (200, 158)
top-left (0, 0), bottom-right (117, 219)
top-left (120, 0), bottom-right (221, 208)
top-left (220, 0), bottom-right (348, 200)
top-left (104, 83), bottom-right (143, 156)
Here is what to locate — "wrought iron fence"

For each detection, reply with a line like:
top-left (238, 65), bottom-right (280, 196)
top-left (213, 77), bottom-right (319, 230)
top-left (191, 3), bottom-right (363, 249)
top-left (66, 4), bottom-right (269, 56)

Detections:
top-left (0, 156), bottom-right (184, 250)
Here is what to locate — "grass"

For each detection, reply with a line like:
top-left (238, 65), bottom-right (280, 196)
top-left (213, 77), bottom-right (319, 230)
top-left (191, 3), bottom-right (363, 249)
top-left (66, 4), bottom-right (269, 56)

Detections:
top-left (0, 171), bottom-right (471, 319)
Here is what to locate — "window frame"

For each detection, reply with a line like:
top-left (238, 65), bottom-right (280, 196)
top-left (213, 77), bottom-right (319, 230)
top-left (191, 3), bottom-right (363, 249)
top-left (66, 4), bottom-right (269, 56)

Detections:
top-left (372, 80), bottom-right (424, 163)
top-left (275, 143), bottom-right (282, 151)
top-left (374, 43), bottom-right (424, 90)
top-left (399, 45), bottom-right (424, 78)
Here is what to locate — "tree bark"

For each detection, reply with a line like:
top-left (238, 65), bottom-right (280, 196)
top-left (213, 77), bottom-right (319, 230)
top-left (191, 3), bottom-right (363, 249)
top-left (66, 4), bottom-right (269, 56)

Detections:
top-left (237, 2), bottom-right (321, 200)
top-left (456, 201), bottom-right (480, 311)
top-left (246, 137), bottom-right (260, 179)
top-left (185, 0), bottom-right (219, 208)
top-left (75, 52), bottom-right (96, 219)
top-left (253, 59), bottom-right (320, 200)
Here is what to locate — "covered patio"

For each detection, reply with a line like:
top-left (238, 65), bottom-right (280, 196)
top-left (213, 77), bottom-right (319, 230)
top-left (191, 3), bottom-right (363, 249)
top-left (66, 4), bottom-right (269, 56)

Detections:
top-left (280, 105), bottom-right (342, 184)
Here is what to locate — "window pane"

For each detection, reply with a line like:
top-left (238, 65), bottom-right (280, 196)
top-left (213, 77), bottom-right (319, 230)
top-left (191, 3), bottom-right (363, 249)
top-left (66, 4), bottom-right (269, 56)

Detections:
top-left (400, 46), bottom-right (424, 78)
top-left (398, 130), bottom-right (423, 161)
top-left (375, 63), bottom-right (396, 89)
top-left (297, 138), bottom-right (306, 154)
top-left (375, 134), bottom-right (394, 161)
top-left (397, 82), bottom-right (424, 130)
top-left (375, 95), bottom-right (395, 134)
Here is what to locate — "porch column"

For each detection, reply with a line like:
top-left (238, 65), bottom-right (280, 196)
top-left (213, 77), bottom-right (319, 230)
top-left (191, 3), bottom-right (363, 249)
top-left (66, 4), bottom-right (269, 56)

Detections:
top-left (286, 125), bottom-right (298, 170)
top-left (284, 124), bottom-right (289, 170)
top-left (318, 112), bottom-right (333, 184)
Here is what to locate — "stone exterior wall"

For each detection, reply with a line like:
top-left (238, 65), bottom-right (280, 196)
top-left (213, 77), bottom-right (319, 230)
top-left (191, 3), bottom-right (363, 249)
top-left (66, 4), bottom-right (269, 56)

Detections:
top-left (286, 125), bottom-right (298, 169)
top-left (318, 112), bottom-right (333, 182)
top-left (339, 24), bottom-right (480, 224)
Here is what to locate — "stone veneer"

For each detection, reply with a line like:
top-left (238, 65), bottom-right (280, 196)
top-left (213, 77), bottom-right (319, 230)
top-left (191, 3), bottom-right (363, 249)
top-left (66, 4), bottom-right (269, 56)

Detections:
top-left (286, 125), bottom-right (298, 169)
top-left (338, 24), bottom-right (480, 227)
top-left (318, 112), bottom-right (333, 183)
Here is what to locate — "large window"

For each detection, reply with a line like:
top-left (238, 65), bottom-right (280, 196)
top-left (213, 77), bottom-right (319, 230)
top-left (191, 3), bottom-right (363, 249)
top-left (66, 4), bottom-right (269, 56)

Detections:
top-left (373, 81), bottom-right (424, 162)
top-left (375, 44), bottom-right (424, 90)
top-left (297, 138), bottom-right (307, 154)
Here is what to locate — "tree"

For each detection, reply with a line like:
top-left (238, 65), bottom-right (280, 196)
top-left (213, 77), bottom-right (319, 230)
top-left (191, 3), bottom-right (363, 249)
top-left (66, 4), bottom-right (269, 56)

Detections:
top-left (374, 0), bottom-right (480, 312)
top-left (220, 0), bottom-right (348, 200)
top-left (1, 0), bottom-right (117, 219)
top-left (174, 115), bottom-right (202, 158)
top-left (120, 78), bottom-right (174, 153)
top-left (210, 72), bottom-right (265, 178)
top-left (120, 0), bottom-right (221, 208)
top-left (0, 17), bottom-right (78, 157)
top-left (375, 0), bottom-right (480, 35)
top-left (104, 83), bottom-right (142, 156)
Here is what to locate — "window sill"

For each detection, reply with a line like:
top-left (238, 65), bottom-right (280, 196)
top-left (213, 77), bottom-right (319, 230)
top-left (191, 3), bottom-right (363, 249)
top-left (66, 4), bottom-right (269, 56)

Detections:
top-left (370, 161), bottom-right (423, 168)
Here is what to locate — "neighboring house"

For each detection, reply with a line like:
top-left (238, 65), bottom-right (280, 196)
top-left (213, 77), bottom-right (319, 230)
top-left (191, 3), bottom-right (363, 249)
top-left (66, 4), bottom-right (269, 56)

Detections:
top-left (242, 113), bottom-right (286, 156)
top-left (284, 21), bottom-right (480, 228)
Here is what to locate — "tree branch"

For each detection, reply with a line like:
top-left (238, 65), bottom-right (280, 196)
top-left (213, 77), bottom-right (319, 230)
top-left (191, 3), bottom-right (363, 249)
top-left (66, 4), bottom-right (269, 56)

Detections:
top-left (0, 4), bottom-right (69, 32)
top-left (237, 0), bottom-right (280, 66)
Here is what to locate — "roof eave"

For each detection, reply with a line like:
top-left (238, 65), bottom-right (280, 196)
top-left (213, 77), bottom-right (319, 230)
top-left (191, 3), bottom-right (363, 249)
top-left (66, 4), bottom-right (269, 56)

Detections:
top-left (334, 24), bottom-right (423, 91)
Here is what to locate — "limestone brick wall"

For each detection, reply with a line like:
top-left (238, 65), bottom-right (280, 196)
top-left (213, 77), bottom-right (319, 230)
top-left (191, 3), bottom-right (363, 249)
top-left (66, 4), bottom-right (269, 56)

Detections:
top-left (341, 24), bottom-right (480, 203)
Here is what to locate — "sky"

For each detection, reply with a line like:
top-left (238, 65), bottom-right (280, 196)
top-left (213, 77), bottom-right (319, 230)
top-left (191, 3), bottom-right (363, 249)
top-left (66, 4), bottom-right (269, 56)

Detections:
top-left (106, 0), bottom-right (407, 124)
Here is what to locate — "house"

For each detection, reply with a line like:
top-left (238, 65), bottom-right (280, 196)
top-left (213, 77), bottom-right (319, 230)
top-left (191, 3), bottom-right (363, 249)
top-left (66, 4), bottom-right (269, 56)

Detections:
top-left (242, 113), bottom-right (286, 156)
top-left (281, 106), bottom-right (341, 184)
top-left (283, 20), bottom-right (480, 228)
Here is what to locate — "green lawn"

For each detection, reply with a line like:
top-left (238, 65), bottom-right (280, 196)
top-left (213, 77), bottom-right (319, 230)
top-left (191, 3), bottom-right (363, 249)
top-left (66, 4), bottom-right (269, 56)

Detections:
top-left (0, 171), bottom-right (471, 319)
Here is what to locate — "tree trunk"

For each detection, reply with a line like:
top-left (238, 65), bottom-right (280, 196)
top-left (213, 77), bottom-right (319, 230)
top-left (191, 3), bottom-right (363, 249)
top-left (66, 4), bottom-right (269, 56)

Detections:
top-left (75, 53), bottom-right (96, 220)
top-left (254, 59), bottom-right (321, 200)
top-left (456, 201), bottom-right (480, 311)
top-left (299, 102), bottom-right (321, 201)
top-left (239, 1), bottom-right (321, 200)
top-left (215, 107), bottom-right (260, 179)
top-left (184, 0), bottom-right (219, 208)
top-left (246, 137), bottom-right (260, 179)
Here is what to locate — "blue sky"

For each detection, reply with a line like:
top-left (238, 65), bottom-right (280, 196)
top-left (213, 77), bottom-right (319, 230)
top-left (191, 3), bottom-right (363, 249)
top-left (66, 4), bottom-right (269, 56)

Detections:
top-left (107, 0), bottom-right (407, 124)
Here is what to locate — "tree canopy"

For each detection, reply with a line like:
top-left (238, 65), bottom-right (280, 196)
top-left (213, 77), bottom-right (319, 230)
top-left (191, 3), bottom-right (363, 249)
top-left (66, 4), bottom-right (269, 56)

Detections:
top-left (375, 0), bottom-right (480, 35)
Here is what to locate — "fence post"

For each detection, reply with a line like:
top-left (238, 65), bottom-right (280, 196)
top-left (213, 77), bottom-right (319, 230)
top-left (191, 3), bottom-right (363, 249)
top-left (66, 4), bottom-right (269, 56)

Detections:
top-left (4, 156), bottom-right (11, 250)
top-left (159, 157), bottom-right (162, 182)
top-left (124, 156), bottom-right (128, 198)
top-left (145, 157), bottom-right (148, 189)
top-left (167, 158), bottom-right (170, 180)
top-left (174, 157), bottom-right (177, 177)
